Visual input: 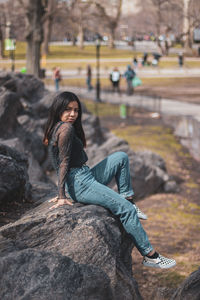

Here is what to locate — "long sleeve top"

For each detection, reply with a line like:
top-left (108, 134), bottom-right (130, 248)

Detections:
top-left (49, 121), bottom-right (88, 199)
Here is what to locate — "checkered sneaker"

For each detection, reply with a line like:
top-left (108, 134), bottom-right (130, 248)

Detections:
top-left (133, 204), bottom-right (148, 220)
top-left (143, 254), bottom-right (176, 269)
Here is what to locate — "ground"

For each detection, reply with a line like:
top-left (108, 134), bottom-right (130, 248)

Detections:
top-left (100, 108), bottom-right (200, 300)
top-left (135, 77), bottom-right (200, 104)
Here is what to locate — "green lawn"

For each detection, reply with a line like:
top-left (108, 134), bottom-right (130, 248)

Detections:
top-left (2, 41), bottom-right (200, 73)
top-left (4, 42), bottom-right (136, 60)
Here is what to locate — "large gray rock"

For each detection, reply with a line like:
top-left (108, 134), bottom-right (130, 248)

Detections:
top-left (86, 133), bottom-right (178, 199)
top-left (0, 155), bottom-right (26, 204)
top-left (171, 267), bottom-right (200, 300)
top-left (0, 202), bottom-right (142, 300)
top-left (0, 90), bottom-right (22, 138)
top-left (0, 72), bottom-right (46, 103)
top-left (82, 113), bottom-right (105, 146)
top-left (0, 249), bottom-right (113, 300)
top-left (0, 144), bottom-right (31, 204)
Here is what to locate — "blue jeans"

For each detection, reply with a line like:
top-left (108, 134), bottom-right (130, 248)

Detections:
top-left (66, 151), bottom-right (153, 256)
top-left (55, 78), bottom-right (59, 91)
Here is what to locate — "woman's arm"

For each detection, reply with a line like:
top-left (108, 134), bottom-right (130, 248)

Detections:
top-left (56, 122), bottom-right (74, 199)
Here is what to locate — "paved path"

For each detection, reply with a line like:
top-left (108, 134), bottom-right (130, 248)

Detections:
top-left (2, 57), bottom-right (200, 64)
top-left (47, 85), bottom-right (200, 121)
top-left (44, 67), bottom-right (200, 78)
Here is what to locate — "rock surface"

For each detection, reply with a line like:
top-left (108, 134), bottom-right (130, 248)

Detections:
top-left (171, 267), bottom-right (200, 300)
top-left (0, 201), bottom-right (142, 300)
top-left (0, 248), bottom-right (113, 300)
top-left (0, 144), bottom-right (31, 205)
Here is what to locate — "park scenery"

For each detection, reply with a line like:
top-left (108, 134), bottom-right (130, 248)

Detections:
top-left (0, 1), bottom-right (200, 300)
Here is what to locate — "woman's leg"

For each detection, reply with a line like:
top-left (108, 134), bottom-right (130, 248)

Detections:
top-left (91, 152), bottom-right (148, 220)
top-left (91, 151), bottom-right (134, 198)
top-left (68, 166), bottom-right (153, 256)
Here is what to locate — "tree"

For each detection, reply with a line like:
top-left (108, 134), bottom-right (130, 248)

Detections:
top-left (16, 0), bottom-right (46, 77)
top-left (42, 0), bottom-right (57, 55)
top-left (183, 0), bottom-right (200, 49)
top-left (94, 0), bottom-right (123, 48)
top-left (0, 7), bottom-right (5, 59)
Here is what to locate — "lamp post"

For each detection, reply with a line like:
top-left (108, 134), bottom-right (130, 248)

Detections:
top-left (95, 34), bottom-right (101, 102)
top-left (5, 22), bottom-right (16, 72)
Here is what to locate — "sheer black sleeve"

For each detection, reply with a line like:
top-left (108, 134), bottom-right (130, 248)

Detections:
top-left (55, 122), bottom-right (74, 199)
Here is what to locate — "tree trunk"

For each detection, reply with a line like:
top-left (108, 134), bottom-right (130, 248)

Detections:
top-left (183, 0), bottom-right (190, 50)
top-left (24, 0), bottom-right (44, 77)
top-left (42, 17), bottom-right (52, 55)
top-left (0, 13), bottom-right (5, 58)
top-left (108, 29), bottom-right (115, 49)
top-left (42, 0), bottom-right (56, 55)
top-left (0, 26), bottom-right (4, 59)
top-left (77, 24), bottom-right (84, 49)
top-left (26, 39), bottom-right (41, 77)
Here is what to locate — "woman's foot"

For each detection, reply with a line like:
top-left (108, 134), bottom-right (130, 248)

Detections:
top-left (143, 253), bottom-right (176, 269)
top-left (126, 197), bottom-right (148, 220)
top-left (133, 203), bottom-right (148, 220)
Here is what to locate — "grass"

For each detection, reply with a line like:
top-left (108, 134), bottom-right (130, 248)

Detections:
top-left (155, 271), bottom-right (186, 288)
top-left (2, 41), bottom-right (200, 68)
top-left (112, 125), bottom-right (183, 160)
top-left (3, 42), bottom-right (136, 60)
top-left (82, 99), bottom-right (120, 117)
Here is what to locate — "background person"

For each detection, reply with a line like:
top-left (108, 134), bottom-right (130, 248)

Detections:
top-left (110, 67), bottom-right (121, 93)
top-left (86, 65), bottom-right (93, 91)
top-left (124, 65), bottom-right (136, 95)
top-left (178, 52), bottom-right (184, 67)
top-left (43, 91), bottom-right (176, 270)
top-left (52, 67), bottom-right (61, 91)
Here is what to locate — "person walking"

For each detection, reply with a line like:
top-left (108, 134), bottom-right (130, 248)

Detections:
top-left (52, 67), bottom-right (61, 91)
top-left (124, 65), bottom-right (136, 95)
top-left (86, 65), bottom-right (93, 91)
top-left (178, 52), bottom-right (184, 67)
top-left (110, 67), bottom-right (121, 94)
top-left (43, 91), bottom-right (176, 269)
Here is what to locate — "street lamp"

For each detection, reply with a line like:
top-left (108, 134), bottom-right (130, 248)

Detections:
top-left (5, 22), bottom-right (16, 72)
top-left (95, 34), bottom-right (101, 102)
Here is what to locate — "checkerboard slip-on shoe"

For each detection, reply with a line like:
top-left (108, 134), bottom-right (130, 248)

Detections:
top-left (143, 254), bottom-right (176, 269)
top-left (133, 204), bottom-right (148, 220)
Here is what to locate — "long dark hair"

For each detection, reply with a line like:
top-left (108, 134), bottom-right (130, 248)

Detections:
top-left (43, 91), bottom-right (86, 147)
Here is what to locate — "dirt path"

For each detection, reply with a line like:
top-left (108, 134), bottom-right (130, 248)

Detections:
top-left (101, 110), bottom-right (200, 299)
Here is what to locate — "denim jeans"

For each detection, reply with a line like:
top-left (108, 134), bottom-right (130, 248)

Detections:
top-left (55, 78), bottom-right (59, 91)
top-left (66, 151), bottom-right (153, 256)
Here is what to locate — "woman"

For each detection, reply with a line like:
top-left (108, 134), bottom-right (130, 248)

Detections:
top-left (43, 91), bottom-right (176, 269)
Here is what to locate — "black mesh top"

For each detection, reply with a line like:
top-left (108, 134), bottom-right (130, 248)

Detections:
top-left (49, 121), bottom-right (88, 199)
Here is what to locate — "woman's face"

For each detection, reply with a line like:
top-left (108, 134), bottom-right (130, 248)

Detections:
top-left (60, 101), bottom-right (79, 124)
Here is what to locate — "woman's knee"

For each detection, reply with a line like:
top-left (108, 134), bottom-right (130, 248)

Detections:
top-left (115, 151), bottom-right (129, 164)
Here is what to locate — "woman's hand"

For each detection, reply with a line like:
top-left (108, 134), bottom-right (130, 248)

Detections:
top-left (48, 196), bottom-right (59, 203)
top-left (49, 197), bottom-right (73, 209)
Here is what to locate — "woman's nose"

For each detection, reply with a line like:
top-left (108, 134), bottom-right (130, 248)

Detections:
top-left (70, 110), bottom-right (75, 116)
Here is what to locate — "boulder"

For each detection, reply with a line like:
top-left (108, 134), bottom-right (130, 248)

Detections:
top-left (0, 155), bottom-right (26, 205)
top-left (0, 249), bottom-right (113, 300)
top-left (0, 72), bottom-right (46, 103)
top-left (0, 202), bottom-right (142, 300)
top-left (0, 90), bottom-right (22, 138)
top-left (82, 113), bottom-right (105, 146)
top-left (86, 133), bottom-right (178, 199)
top-left (171, 267), bottom-right (200, 300)
top-left (0, 144), bottom-right (31, 204)
top-left (32, 92), bottom-right (56, 118)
